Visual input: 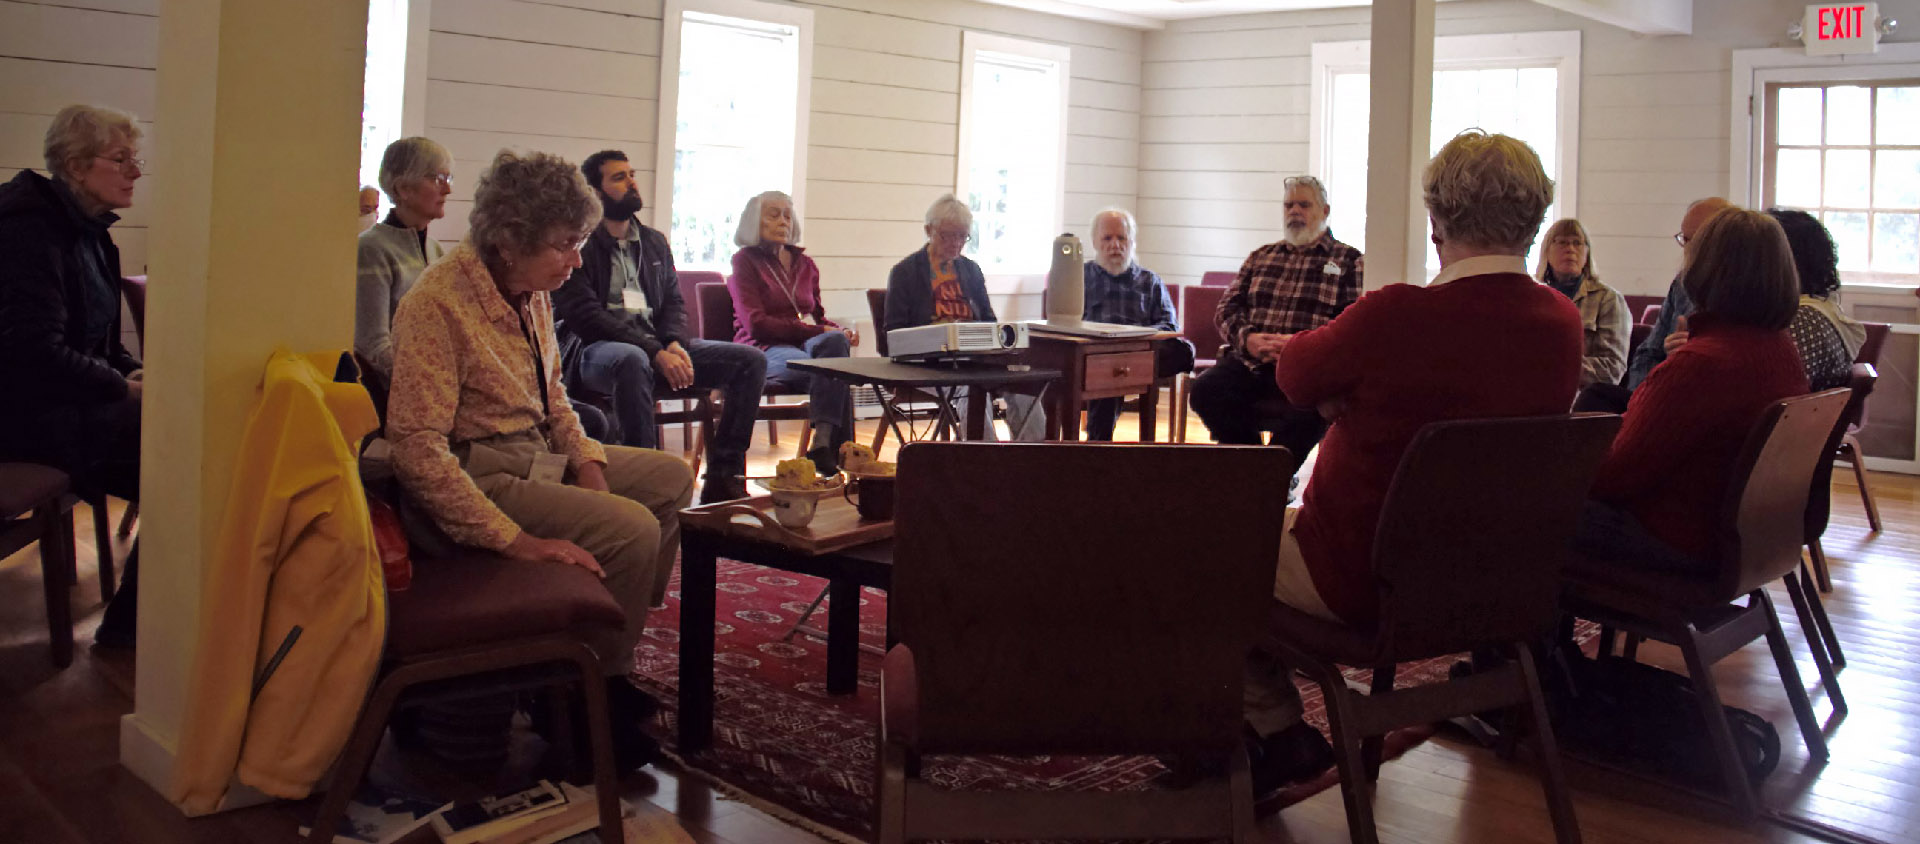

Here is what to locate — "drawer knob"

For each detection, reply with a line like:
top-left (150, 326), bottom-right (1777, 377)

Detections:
top-left (1114, 366), bottom-right (1131, 376)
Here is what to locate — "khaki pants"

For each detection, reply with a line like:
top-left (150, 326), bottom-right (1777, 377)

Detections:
top-left (474, 445), bottom-right (694, 674)
top-left (1246, 505), bottom-right (1340, 738)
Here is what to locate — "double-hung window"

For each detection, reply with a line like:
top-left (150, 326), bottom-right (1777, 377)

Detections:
top-left (957, 33), bottom-right (1071, 276)
top-left (1764, 81), bottom-right (1920, 283)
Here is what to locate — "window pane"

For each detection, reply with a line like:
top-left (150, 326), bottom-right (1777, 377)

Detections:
top-left (1826, 85), bottom-right (1871, 145)
top-left (965, 51), bottom-right (1062, 275)
top-left (1878, 150), bottom-right (1920, 209)
top-left (1826, 149), bottom-right (1871, 208)
top-left (1873, 213), bottom-right (1919, 273)
top-left (1775, 148), bottom-right (1822, 208)
top-left (670, 13), bottom-right (800, 269)
top-left (1879, 87), bottom-right (1920, 145)
top-left (1827, 211), bottom-right (1871, 272)
top-left (1328, 72), bottom-right (1370, 255)
top-left (359, 0), bottom-right (411, 211)
top-left (1777, 86), bottom-right (1823, 146)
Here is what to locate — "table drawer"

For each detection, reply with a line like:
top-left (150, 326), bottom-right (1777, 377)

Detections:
top-left (1082, 350), bottom-right (1155, 393)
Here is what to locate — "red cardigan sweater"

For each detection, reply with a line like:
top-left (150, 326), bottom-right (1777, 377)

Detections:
top-left (728, 244), bottom-right (839, 348)
top-left (1592, 315), bottom-right (1809, 563)
top-left (1276, 272), bottom-right (1584, 629)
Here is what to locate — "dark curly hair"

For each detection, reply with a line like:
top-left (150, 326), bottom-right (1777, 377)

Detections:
top-left (1765, 207), bottom-right (1840, 298)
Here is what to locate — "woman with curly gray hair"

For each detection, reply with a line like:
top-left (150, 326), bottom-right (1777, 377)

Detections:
top-left (1240, 130), bottom-right (1585, 799)
top-left (386, 149), bottom-right (691, 771)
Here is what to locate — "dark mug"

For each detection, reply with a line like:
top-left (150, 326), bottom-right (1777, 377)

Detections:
top-left (843, 473), bottom-right (896, 521)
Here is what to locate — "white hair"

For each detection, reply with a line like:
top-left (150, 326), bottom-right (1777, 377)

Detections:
top-left (377, 136), bottom-right (451, 202)
top-left (1283, 175), bottom-right (1329, 207)
top-left (735, 190), bottom-right (800, 247)
top-left (1090, 207), bottom-right (1135, 238)
top-left (924, 193), bottom-right (973, 230)
top-left (43, 104), bottom-right (141, 181)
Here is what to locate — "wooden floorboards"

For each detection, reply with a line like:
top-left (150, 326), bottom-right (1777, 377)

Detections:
top-left (2, 406), bottom-right (1915, 843)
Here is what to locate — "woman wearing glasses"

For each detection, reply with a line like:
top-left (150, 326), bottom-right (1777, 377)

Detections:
top-left (355, 136), bottom-right (452, 382)
top-left (387, 150), bottom-right (692, 773)
top-left (0, 104), bottom-right (147, 647)
top-left (1535, 218), bottom-right (1630, 387)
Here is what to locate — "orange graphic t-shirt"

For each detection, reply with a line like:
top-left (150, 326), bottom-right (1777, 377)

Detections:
top-left (929, 255), bottom-right (974, 323)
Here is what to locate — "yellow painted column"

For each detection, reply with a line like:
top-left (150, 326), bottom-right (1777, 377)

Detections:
top-left (123, 0), bottom-right (369, 804)
top-left (1364, 0), bottom-right (1436, 288)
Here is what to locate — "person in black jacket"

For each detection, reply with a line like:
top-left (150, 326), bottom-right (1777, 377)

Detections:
top-left (553, 150), bottom-right (766, 503)
top-left (0, 104), bottom-right (146, 647)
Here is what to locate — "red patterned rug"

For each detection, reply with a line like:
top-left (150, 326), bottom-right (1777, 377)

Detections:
top-left (628, 560), bottom-right (1477, 841)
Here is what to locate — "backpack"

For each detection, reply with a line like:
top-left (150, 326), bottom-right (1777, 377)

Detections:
top-left (1549, 653), bottom-right (1781, 789)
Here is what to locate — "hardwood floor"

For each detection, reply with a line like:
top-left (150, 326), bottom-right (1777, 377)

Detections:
top-left (1, 404), bottom-right (1912, 843)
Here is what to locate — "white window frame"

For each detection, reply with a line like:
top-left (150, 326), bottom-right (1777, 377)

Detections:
top-left (653, 0), bottom-right (814, 264)
top-left (1308, 31), bottom-right (1582, 274)
top-left (956, 31), bottom-right (1072, 279)
top-left (358, 0), bottom-right (432, 213)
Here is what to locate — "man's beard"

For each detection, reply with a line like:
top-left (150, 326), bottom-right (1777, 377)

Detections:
top-left (1098, 251), bottom-right (1130, 273)
top-left (600, 189), bottom-right (643, 220)
top-left (1282, 221), bottom-right (1326, 247)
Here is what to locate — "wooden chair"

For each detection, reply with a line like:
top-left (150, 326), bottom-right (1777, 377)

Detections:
top-left (1173, 285), bottom-right (1227, 443)
top-left (305, 553), bottom-right (627, 844)
top-left (1566, 389), bottom-right (1850, 816)
top-left (1806, 363), bottom-right (1876, 594)
top-left (1834, 322), bottom-right (1889, 532)
top-left (878, 442), bottom-right (1292, 844)
top-left (1264, 414), bottom-right (1620, 844)
top-left (2, 463), bottom-right (82, 668)
top-left (695, 281), bottom-right (813, 456)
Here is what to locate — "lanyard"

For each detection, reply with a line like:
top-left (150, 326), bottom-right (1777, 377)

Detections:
top-left (517, 303), bottom-right (549, 419)
top-left (764, 248), bottom-right (805, 318)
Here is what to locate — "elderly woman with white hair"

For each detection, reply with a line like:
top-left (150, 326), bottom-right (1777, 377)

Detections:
top-left (727, 190), bottom-right (857, 471)
top-left (882, 194), bottom-right (1046, 441)
top-left (1239, 131), bottom-right (1585, 800)
top-left (0, 103), bottom-right (147, 647)
top-left (355, 136), bottom-right (452, 382)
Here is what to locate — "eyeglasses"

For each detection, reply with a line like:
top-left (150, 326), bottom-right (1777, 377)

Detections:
top-left (932, 229), bottom-right (971, 245)
top-left (1673, 232), bottom-right (1689, 247)
top-left (95, 155), bottom-right (144, 174)
top-left (426, 173), bottom-right (453, 188)
top-left (1549, 237), bottom-right (1587, 248)
top-left (547, 234), bottom-right (589, 254)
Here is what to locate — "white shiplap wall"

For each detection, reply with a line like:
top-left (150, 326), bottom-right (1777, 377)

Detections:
top-left (0, 0), bottom-right (160, 274)
top-left (424, 0), bottom-right (1144, 323)
top-left (1136, 0), bottom-right (1807, 297)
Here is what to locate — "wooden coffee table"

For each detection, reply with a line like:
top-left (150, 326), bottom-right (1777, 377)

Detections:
top-left (676, 494), bottom-right (894, 752)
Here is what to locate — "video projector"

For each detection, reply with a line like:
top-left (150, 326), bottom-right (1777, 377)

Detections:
top-left (886, 321), bottom-right (1029, 361)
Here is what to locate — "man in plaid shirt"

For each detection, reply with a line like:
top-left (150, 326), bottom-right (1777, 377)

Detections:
top-left (1189, 175), bottom-right (1363, 456)
top-left (1080, 208), bottom-right (1195, 440)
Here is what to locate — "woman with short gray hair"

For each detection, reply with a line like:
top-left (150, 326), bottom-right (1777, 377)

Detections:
top-left (386, 149), bottom-right (692, 772)
top-left (0, 103), bottom-right (147, 646)
top-left (356, 136), bottom-right (453, 380)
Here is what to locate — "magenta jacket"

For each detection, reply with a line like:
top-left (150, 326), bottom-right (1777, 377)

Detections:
top-left (729, 243), bottom-right (839, 348)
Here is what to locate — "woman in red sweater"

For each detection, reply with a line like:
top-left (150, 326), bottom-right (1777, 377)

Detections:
top-left (1576, 207), bottom-right (1809, 571)
top-left (1243, 130), bottom-right (1585, 798)
top-left (727, 191), bottom-right (857, 472)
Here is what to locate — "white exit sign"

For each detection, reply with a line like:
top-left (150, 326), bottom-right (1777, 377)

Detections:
top-left (1804, 3), bottom-right (1881, 56)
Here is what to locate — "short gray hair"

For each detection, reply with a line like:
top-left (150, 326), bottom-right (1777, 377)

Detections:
top-left (43, 104), bottom-right (141, 180)
top-left (735, 190), bottom-right (800, 247)
top-left (1090, 207), bottom-right (1135, 238)
top-left (468, 149), bottom-right (599, 265)
top-left (1423, 129), bottom-right (1555, 252)
top-left (924, 193), bottom-right (972, 231)
top-left (378, 137), bottom-right (451, 202)
top-left (1283, 175), bottom-right (1329, 207)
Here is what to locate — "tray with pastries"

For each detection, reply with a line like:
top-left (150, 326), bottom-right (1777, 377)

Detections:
top-left (680, 456), bottom-right (893, 554)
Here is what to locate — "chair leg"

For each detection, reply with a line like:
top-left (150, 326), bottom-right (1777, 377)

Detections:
top-left (876, 741), bottom-right (908, 844)
top-left (1757, 590), bottom-right (1832, 762)
top-left (1596, 626), bottom-right (1617, 658)
top-left (872, 404), bottom-right (893, 452)
top-left (1515, 643), bottom-right (1582, 844)
top-left (1362, 664), bottom-right (1395, 782)
top-left (1227, 744), bottom-right (1257, 844)
top-left (1622, 635), bottom-right (1641, 663)
top-left (116, 502), bottom-right (138, 538)
top-left (1675, 625), bottom-right (1758, 816)
top-left (40, 504), bottom-right (75, 669)
top-left (306, 676), bottom-right (413, 842)
top-left (91, 497), bottom-right (112, 583)
top-left (1171, 374), bottom-right (1189, 443)
top-left (1315, 664), bottom-right (1380, 844)
top-left (1799, 557), bottom-right (1845, 670)
top-left (682, 399), bottom-right (693, 451)
top-left (566, 651), bottom-right (623, 844)
top-left (1843, 436), bottom-right (1881, 532)
top-left (797, 420), bottom-right (813, 458)
top-left (767, 419), bottom-right (780, 447)
top-left (1782, 570), bottom-right (1846, 714)
top-left (1807, 539), bottom-right (1833, 593)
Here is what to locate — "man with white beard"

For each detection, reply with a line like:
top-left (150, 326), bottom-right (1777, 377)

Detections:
top-left (1188, 175), bottom-right (1363, 456)
top-left (1079, 208), bottom-right (1194, 440)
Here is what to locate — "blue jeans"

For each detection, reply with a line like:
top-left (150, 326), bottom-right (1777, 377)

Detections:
top-left (577, 338), bottom-right (767, 478)
top-left (762, 331), bottom-right (854, 440)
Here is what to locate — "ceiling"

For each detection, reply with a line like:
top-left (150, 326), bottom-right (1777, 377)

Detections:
top-left (973, 0), bottom-right (1694, 34)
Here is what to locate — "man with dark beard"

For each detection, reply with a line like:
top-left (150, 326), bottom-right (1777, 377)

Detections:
top-left (554, 150), bottom-right (766, 504)
top-left (1188, 175), bottom-right (1362, 458)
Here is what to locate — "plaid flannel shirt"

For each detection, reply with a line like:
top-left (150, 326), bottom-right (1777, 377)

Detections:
top-left (1216, 230), bottom-right (1363, 361)
top-left (1082, 261), bottom-right (1177, 330)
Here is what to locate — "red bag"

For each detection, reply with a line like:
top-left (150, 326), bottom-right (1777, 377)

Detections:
top-left (366, 496), bottom-right (412, 592)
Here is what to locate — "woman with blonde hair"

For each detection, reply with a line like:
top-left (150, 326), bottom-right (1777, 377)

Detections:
top-left (1535, 218), bottom-right (1629, 386)
top-left (386, 149), bottom-right (693, 771)
top-left (1576, 206), bottom-right (1809, 573)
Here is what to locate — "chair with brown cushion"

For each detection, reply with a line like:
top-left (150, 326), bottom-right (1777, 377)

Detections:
top-left (304, 552), bottom-right (627, 844)
top-left (879, 442), bottom-right (1292, 844)
top-left (1565, 389), bottom-right (1850, 816)
top-left (1, 463), bottom-right (82, 668)
top-left (1834, 322), bottom-right (1889, 531)
top-left (1173, 284), bottom-right (1227, 443)
top-left (1264, 414), bottom-right (1619, 844)
top-left (697, 281), bottom-right (813, 455)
